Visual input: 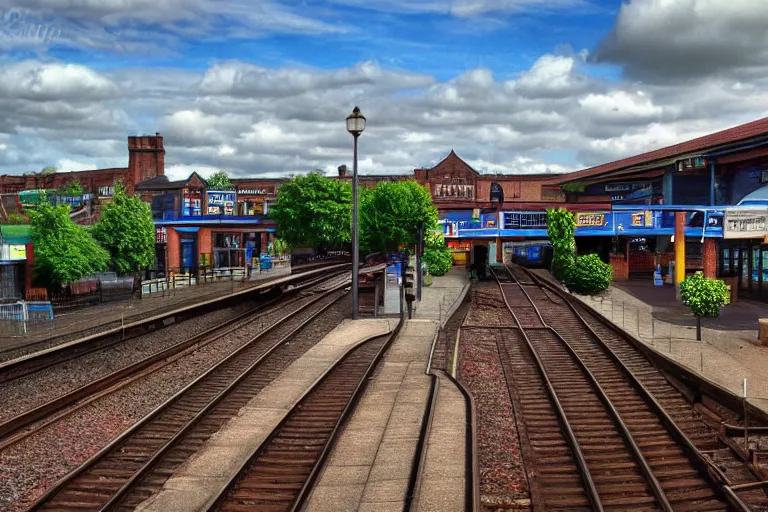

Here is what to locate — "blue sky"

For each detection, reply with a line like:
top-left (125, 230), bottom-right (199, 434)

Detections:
top-left (0, 0), bottom-right (767, 178)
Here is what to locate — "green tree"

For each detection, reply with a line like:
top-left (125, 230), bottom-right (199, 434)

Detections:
top-left (92, 182), bottom-right (155, 274)
top-left (206, 171), bottom-right (234, 190)
top-left (28, 202), bottom-right (109, 287)
top-left (680, 272), bottom-right (731, 340)
top-left (39, 166), bottom-right (57, 176)
top-left (360, 181), bottom-right (438, 253)
top-left (271, 173), bottom-right (352, 249)
top-left (58, 180), bottom-right (84, 197)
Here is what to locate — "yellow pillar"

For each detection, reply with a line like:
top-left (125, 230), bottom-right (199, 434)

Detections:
top-left (675, 211), bottom-right (686, 299)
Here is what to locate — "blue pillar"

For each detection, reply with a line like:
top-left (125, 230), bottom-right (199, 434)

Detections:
top-left (710, 160), bottom-right (716, 206)
top-left (663, 166), bottom-right (674, 204)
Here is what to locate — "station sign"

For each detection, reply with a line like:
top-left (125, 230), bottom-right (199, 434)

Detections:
top-left (575, 212), bottom-right (607, 227)
top-left (723, 208), bottom-right (768, 239)
top-left (237, 186), bottom-right (275, 195)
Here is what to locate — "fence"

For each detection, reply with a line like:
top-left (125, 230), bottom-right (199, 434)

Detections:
top-left (0, 300), bottom-right (53, 336)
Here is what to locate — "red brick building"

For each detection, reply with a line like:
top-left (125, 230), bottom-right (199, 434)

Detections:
top-left (0, 134), bottom-right (165, 197)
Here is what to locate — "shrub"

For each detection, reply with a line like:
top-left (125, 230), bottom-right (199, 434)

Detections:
top-left (680, 272), bottom-right (730, 318)
top-left (565, 254), bottom-right (612, 295)
top-left (6, 213), bottom-right (27, 225)
top-left (423, 247), bottom-right (453, 276)
top-left (546, 209), bottom-right (576, 282)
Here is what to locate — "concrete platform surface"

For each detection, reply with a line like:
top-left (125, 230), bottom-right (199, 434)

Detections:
top-left (305, 319), bottom-right (459, 512)
top-left (572, 277), bottom-right (768, 413)
top-left (134, 317), bottom-right (397, 512)
top-left (412, 372), bottom-right (467, 512)
top-left (414, 267), bottom-right (469, 326)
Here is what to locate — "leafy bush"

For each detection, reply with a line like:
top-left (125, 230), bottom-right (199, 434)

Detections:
top-left (423, 247), bottom-right (453, 276)
top-left (206, 171), bottom-right (235, 190)
top-left (565, 254), bottom-right (612, 295)
top-left (58, 180), bottom-right (84, 197)
top-left (423, 231), bottom-right (453, 276)
top-left (5, 213), bottom-right (27, 225)
top-left (546, 208), bottom-right (576, 282)
top-left (680, 272), bottom-right (730, 317)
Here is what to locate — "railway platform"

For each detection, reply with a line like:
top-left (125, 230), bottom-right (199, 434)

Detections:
top-left (305, 269), bottom-right (471, 512)
top-left (2, 267), bottom-right (294, 352)
top-left (133, 317), bottom-right (398, 512)
top-left (569, 276), bottom-right (768, 413)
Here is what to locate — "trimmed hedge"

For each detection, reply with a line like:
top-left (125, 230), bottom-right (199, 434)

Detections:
top-left (565, 253), bottom-right (613, 295)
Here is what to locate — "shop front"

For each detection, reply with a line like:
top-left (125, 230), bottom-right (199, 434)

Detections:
top-left (719, 207), bottom-right (768, 300)
top-left (212, 231), bottom-right (261, 269)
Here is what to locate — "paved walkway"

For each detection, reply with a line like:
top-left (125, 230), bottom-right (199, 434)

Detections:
top-left (134, 318), bottom-right (396, 512)
top-left (412, 372), bottom-right (467, 512)
top-left (574, 279), bottom-right (768, 413)
top-left (414, 267), bottom-right (469, 326)
top-left (306, 269), bottom-right (471, 512)
top-left (5, 267), bottom-right (293, 349)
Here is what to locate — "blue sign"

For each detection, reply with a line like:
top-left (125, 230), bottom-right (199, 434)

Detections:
top-left (206, 191), bottom-right (236, 216)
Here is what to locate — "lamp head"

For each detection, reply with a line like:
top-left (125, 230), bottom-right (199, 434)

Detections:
top-left (346, 106), bottom-right (366, 136)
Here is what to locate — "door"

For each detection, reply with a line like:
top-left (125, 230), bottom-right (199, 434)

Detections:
top-left (180, 238), bottom-right (197, 274)
top-left (488, 242), bottom-right (497, 265)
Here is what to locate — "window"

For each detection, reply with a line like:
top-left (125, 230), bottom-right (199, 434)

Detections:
top-left (503, 212), bottom-right (547, 229)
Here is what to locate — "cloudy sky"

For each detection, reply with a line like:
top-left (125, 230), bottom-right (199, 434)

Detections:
top-left (1, 0), bottom-right (767, 180)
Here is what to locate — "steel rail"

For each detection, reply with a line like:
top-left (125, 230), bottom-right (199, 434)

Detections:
top-left (204, 318), bottom-right (405, 512)
top-left (488, 265), bottom-right (604, 512)
top-left (27, 280), bottom-right (351, 511)
top-left (498, 265), bottom-right (674, 512)
top-left (0, 273), bottom-right (345, 447)
top-left (520, 265), bottom-right (756, 511)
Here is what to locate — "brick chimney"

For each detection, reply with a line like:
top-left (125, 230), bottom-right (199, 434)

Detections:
top-left (127, 133), bottom-right (165, 194)
top-left (338, 164), bottom-right (348, 177)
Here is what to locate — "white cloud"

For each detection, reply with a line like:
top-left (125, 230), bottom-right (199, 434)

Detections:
top-left (595, 0), bottom-right (768, 81)
top-left (2, 51), bottom-right (768, 179)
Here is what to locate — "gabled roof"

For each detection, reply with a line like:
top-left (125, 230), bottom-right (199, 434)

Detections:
top-left (555, 116), bottom-right (768, 185)
top-left (136, 172), bottom-right (206, 191)
top-left (424, 150), bottom-right (480, 176)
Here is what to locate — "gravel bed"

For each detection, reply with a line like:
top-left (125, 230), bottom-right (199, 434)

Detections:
top-left (464, 282), bottom-right (515, 326)
top-left (458, 288), bottom-right (529, 509)
top-left (0, 278), bottom-right (344, 425)
top-left (0, 290), bottom-right (352, 512)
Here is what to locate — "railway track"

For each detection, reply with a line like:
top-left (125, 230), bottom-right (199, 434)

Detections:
top-left (518, 264), bottom-right (768, 510)
top-left (208, 327), bottom-right (400, 512)
top-left (26, 280), bottom-right (352, 511)
top-left (488, 264), bottom-right (768, 511)
top-left (0, 272), bottom-right (348, 450)
top-left (0, 264), bottom-right (347, 382)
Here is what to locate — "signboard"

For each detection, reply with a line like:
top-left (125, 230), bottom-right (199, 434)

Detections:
top-left (206, 191), bottom-right (236, 216)
top-left (605, 183), bottom-right (631, 192)
top-left (575, 213), bottom-right (606, 227)
top-left (98, 186), bottom-right (114, 197)
top-left (723, 208), bottom-right (768, 239)
top-left (237, 187), bottom-right (274, 195)
top-left (155, 227), bottom-right (167, 244)
top-left (1, 244), bottom-right (26, 261)
top-left (630, 210), bottom-right (655, 227)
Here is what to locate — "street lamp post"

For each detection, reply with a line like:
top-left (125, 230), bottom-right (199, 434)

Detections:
top-left (346, 106), bottom-right (366, 319)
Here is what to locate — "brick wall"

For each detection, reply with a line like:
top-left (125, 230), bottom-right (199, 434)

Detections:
top-left (199, 228), bottom-right (212, 257)
top-left (703, 238), bottom-right (717, 278)
top-left (610, 254), bottom-right (629, 281)
top-left (167, 227), bottom-right (180, 271)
